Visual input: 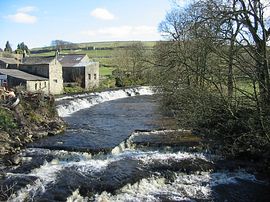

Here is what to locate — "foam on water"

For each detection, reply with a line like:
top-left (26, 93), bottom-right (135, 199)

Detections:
top-left (7, 149), bottom-right (208, 201)
top-left (22, 148), bottom-right (93, 162)
top-left (132, 129), bottom-right (192, 136)
top-left (9, 146), bottom-right (264, 201)
top-left (56, 86), bottom-right (154, 117)
top-left (94, 170), bottom-right (259, 202)
top-left (8, 161), bottom-right (63, 201)
top-left (7, 149), bottom-right (112, 201)
top-left (67, 189), bottom-right (89, 202)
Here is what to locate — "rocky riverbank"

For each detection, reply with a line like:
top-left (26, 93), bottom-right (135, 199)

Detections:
top-left (0, 93), bottom-right (66, 165)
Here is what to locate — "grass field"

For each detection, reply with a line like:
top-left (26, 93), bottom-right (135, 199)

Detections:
top-left (31, 41), bottom-right (156, 51)
top-left (99, 67), bottom-right (116, 76)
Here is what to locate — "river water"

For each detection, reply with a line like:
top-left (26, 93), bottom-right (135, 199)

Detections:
top-left (1, 87), bottom-right (269, 201)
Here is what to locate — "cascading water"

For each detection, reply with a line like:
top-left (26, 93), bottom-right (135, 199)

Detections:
top-left (1, 87), bottom-right (269, 202)
top-left (56, 86), bottom-right (154, 117)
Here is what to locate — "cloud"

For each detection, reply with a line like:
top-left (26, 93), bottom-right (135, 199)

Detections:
top-left (81, 25), bottom-right (160, 40)
top-left (6, 12), bottom-right (37, 24)
top-left (5, 6), bottom-right (38, 24)
top-left (90, 8), bottom-right (115, 20)
top-left (17, 6), bottom-right (37, 13)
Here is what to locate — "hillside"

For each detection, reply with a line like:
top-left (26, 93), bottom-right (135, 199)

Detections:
top-left (30, 41), bottom-right (157, 76)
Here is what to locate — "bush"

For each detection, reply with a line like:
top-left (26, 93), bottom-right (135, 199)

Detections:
top-left (115, 77), bottom-right (146, 87)
top-left (0, 108), bottom-right (17, 131)
top-left (99, 77), bottom-right (116, 89)
top-left (158, 85), bottom-right (270, 159)
top-left (64, 86), bottom-right (84, 94)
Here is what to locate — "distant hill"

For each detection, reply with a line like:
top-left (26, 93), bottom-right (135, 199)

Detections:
top-left (31, 41), bottom-right (157, 52)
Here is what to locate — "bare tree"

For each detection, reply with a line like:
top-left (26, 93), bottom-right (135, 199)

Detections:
top-left (153, 0), bottom-right (270, 157)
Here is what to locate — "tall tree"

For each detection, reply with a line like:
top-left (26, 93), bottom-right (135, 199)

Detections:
top-left (113, 42), bottom-right (147, 79)
top-left (16, 42), bottom-right (30, 54)
top-left (4, 41), bottom-right (12, 53)
top-left (153, 0), bottom-right (270, 157)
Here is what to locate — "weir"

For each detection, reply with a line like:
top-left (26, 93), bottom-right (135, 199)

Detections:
top-left (56, 86), bottom-right (154, 117)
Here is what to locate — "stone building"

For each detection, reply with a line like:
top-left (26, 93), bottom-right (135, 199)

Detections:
top-left (20, 56), bottom-right (63, 94)
top-left (0, 69), bottom-right (49, 93)
top-left (0, 57), bottom-right (20, 69)
top-left (57, 54), bottom-right (99, 89)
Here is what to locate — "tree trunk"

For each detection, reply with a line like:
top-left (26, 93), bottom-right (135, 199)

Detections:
top-left (227, 40), bottom-right (234, 99)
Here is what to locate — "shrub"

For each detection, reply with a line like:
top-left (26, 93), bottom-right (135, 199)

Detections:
top-left (0, 108), bottom-right (17, 131)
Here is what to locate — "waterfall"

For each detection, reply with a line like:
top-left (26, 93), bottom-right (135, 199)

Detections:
top-left (56, 86), bottom-right (154, 117)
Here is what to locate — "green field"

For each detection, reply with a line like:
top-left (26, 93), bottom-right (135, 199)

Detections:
top-left (31, 41), bottom-right (156, 51)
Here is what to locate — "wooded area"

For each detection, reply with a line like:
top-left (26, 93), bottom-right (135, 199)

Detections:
top-left (152, 0), bottom-right (270, 161)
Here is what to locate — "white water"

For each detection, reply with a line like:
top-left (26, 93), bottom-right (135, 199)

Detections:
top-left (7, 148), bottom-right (210, 201)
top-left (94, 170), bottom-right (258, 202)
top-left (64, 168), bottom-right (261, 202)
top-left (9, 147), bottom-right (263, 202)
top-left (56, 86), bottom-right (154, 117)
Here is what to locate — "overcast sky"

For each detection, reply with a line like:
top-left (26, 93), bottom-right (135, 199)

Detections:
top-left (0, 0), bottom-right (188, 49)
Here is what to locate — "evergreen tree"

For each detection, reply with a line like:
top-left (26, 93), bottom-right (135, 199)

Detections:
top-left (4, 41), bottom-right (12, 53)
top-left (15, 42), bottom-right (30, 54)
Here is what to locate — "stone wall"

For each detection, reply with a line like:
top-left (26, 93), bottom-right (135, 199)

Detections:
top-left (85, 62), bottom-right (99, 89)
top-left (26, 80), bottom-right (49, 94)
top-left (19, 64), bottom-right (49, 78)
top-left (19, 59), bottom-right (63, 94)
top-left (48, 60), bottom-right (63, 94)
top-left (4, 75), bottom-right (49, 94)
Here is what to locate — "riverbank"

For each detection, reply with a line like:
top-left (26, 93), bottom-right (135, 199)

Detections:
top-left (0, 92), bottom-right (66, 165)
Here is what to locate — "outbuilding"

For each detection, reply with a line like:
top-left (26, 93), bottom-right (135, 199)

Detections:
top-left (20, 56), bottom-right (63, 94)
top-left (0, 57), bottom-right (20, 69)
top-left (0, 69), bottom-right (49, 93)
top-left (57, 54), bottom-right (99, 89)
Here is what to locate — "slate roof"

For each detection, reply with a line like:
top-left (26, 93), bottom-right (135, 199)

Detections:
top-left (0, 69), bottom-right (48, 81)
top-left (22, 56), bottom-right (55, 65)
top-left (0, 57), bottom-right (19, 64)
top-left (57, 54), bottom-right (87, 67)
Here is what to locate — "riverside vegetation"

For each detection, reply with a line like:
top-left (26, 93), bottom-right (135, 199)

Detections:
top-left (152, 0), bottom-right (270, 175)
top-left (0, 92), bottom-right (65, 165)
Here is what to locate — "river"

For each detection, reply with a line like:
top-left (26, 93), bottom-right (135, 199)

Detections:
top-left (0, 87), bottom-right (269, 201)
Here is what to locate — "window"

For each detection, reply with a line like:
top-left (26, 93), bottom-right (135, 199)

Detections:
top-left (53, 79), bottom-right (58, 83)
top-left (39, 82), bottom-right (41, 89)
top-left (94, 74), bottom-right (97, 80)
top-left (44, 82), bottom-right (47, 87)
top-left (88, 74), bottom-right (91, 80)
top-left (35, 83), bottom-right (38, 90)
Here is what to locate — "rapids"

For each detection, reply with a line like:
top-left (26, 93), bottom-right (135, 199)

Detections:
top-left (0, 87), bottom-right (269, 202)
